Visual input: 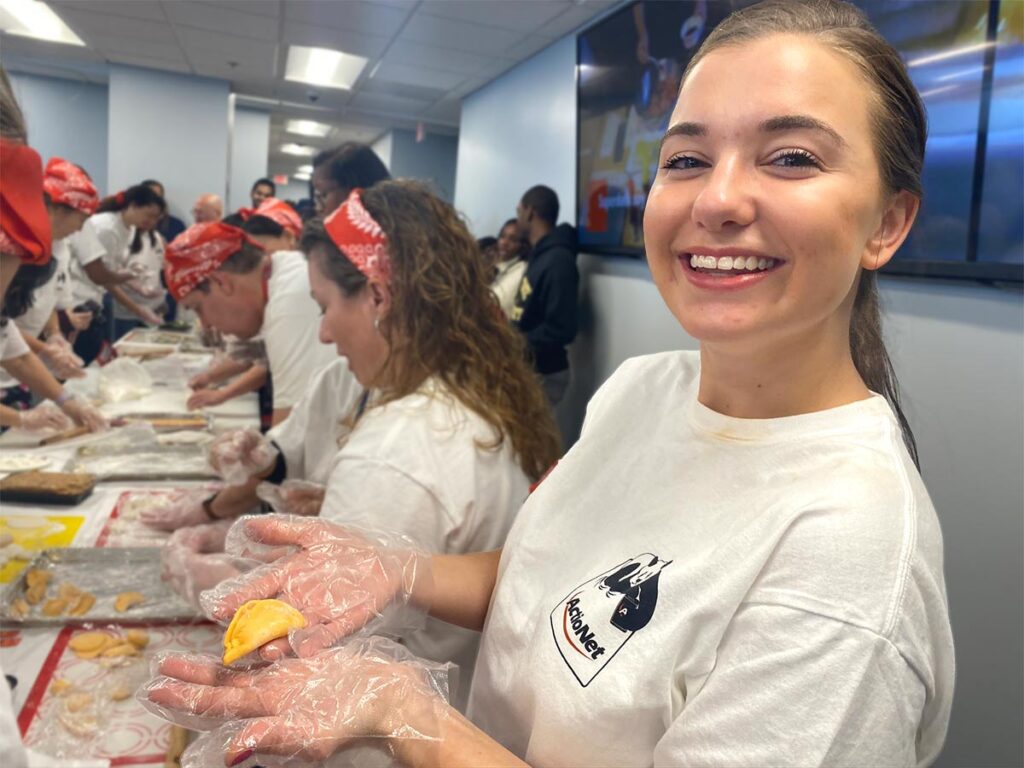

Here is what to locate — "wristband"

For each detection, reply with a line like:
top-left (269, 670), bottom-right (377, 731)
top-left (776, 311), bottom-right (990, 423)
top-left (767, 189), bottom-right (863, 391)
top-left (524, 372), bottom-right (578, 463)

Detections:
top-left (54, 390), bottom-right (75, 407)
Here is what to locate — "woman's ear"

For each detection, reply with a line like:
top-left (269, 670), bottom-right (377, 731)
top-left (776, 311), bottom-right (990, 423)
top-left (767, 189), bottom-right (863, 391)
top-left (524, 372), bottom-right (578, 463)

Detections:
top-left (368, 280), bottom-right (392, 316)
top-left (861, 190), bottom-right (920, 271)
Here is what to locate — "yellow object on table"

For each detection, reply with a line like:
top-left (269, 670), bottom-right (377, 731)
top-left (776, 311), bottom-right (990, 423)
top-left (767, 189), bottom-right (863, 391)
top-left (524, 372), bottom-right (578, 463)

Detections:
top-left (223, 598), bottom-right (307, 665)
top-left (0, 514), bottom-right (84, 583)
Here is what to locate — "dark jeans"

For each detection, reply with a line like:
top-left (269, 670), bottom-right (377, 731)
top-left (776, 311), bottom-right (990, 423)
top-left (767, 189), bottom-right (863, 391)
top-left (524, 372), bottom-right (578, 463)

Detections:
top-left (72, 306), bottom-right (108, 366)
top-left (113, 317), bottom-right (143, 342)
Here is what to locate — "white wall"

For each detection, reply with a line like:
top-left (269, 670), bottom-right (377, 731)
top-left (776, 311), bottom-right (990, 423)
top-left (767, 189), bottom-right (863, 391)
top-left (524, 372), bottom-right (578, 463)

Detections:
top-left (372, 131), bottom-right (393, 170)
top-left (390, 128), bottom-right (458, 202)
top-left (107, 65), bottom-right (229, 223)
top-left (229, 106), bottom-right (270, 213)
top-left (275, 180), bottom-right (311, 202)
top-left (455, 32), bottom-right (1024, 768)
top-left (8, 73), bottom-right (109, 195)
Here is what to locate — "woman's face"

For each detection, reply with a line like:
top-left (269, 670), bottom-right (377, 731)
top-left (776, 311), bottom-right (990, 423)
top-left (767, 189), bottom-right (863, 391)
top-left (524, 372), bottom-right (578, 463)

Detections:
top-left (51, 207), bottom-right (88, 241)
top-left (311, 165), bottom-right (347, 217)
top-left (644, 34), bottom-right (913, 352)
top-left (308, 249), bottom-right (390, 388)
top-left (126, 203), bottom-right (163, 231)
top-left (497, 223), bottom-right (522, 261)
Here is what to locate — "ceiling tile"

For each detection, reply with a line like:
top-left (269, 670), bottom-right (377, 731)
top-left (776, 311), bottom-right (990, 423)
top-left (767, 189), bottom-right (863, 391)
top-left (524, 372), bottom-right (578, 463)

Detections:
top-left (89, 35), bottom-right (187, 63)
top-left (201, 0), bottom-right (281, 18)
top-left (51, 0), bottom-right (167, 22)
top-left (349, 91), bottom-right (433, 116)
top-left (398, 12), bottom-right (525, 57)
top-left (503, 35), bottom-right (555, 62)
top-left (175, 26), bottom-right (279, 70)
top-left (106, 52), bottom-right (193, 74)
top-left (281, 20), bottom-right (391, 60)
top-left (283, 0), bottom-right (410, 37)
top-left (537, 1), bottom-right (618, 41)
top-left (420, 0), bottom-right (571, 33)
top-left (164, 1), bottom-right (280, 40)
top-left (188, 48), bottom-right (276, 79)
top-left (385, 41), bottom-right (492, 75)
top-left (369, 61), bottom-right (466, 92)
top-left (55, 8), bottom-right (178, 44)
top-left (423, 96), bottom-right (462, 125)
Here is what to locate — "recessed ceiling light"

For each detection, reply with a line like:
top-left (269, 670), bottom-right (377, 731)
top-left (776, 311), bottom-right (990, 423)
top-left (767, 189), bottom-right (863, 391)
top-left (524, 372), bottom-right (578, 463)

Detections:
top-left (0, 0), bottom-right (84, 46)
top-left (285, 45), bottom-right (368, 91)
top-left (296, 164), bottom-right (313, 174)
top-left (280, 143), bottom-right (315, 157)
top-left (286, 119), bottom-right (331, 138)
top-left (293, 172), bottom-right (312, 182)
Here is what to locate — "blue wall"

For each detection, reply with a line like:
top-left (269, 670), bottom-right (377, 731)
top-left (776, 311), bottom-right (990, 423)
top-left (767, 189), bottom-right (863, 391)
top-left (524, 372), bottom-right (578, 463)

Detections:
top-left (9, 72), bottom-right (109, 195)
top-left (390, 128), bottom-right (458, 203)
top-left (455, 31), bottom-right (1024, 768)
top-left (229, 106), bottom-right (270, 213)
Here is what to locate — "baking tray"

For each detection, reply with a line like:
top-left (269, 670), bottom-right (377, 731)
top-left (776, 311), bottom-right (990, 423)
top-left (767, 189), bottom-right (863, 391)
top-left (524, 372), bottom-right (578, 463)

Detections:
top-left (2, 547), bottom-right (201, 625)
top-left (0, 478), bottom-right (95, 506)
top-left (66, 443), bottom-right (215, 482)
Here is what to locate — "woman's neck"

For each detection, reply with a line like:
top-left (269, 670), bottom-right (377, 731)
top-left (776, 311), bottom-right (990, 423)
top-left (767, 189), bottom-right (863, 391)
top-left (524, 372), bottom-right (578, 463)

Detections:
top-left (697, 325), bottom-right (871, 419)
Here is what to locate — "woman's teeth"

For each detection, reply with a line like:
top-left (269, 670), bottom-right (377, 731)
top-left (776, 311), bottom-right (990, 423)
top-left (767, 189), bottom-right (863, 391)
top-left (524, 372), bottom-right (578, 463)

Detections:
top-left (688, 254), bottom-right (775, 272)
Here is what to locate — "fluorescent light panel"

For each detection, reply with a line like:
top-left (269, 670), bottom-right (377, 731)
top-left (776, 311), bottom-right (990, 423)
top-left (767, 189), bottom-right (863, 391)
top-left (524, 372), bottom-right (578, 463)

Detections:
top-left (0, 0), bottom-right (84, 46)
top-left (280, 143), bottom-right (315, 157)
top-left (293, 172), bottom-right (312, 181)
top-left (285, 45), bottom-right (368, 90)
top-left (296, 165), bottom-right (313, 174)
top-left (286, 119), bottom-right (331, 138)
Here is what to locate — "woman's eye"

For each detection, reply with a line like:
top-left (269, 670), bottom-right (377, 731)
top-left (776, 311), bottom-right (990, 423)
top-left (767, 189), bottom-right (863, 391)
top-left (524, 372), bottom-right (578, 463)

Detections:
top-left (662, 154), bottom-right (707, 171)
top-left (769, 150), bottom-right (821, 169)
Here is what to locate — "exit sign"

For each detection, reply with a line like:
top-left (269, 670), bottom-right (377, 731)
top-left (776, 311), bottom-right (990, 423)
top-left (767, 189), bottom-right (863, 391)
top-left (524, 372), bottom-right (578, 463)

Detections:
top-left (273, 174), bottom-right (288, 185)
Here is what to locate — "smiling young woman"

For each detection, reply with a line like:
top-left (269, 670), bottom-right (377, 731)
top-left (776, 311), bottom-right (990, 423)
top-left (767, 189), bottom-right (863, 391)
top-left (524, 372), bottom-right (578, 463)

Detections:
top-left (141, 2), bottom-right (954, 766)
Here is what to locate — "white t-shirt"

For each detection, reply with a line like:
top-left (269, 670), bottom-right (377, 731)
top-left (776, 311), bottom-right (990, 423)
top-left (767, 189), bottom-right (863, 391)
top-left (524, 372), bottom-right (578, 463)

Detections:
top-left (320, 380), bottom-right (532, 711)
top-left (268, 357), bottom-right (362, 485)
top-left (13, 238), bottom-right (72, 338)
top-left (68, 212), bottom-right (129, 307)
top-left (491, 258), bottom-right (527, 318)
top-left (469, 351), bottom-right (954, 767)
top-left (262, 250), bottom-right (335, 409)
top-left (113, 231), bottom-right (167, 318)
top-left (0, 319), bottom-right (30, 363)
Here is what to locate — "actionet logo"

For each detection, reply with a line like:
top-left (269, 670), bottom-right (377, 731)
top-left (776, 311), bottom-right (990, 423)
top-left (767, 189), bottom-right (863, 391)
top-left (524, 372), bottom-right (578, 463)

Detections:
top-left (550, 553), bottom-right (671, 687)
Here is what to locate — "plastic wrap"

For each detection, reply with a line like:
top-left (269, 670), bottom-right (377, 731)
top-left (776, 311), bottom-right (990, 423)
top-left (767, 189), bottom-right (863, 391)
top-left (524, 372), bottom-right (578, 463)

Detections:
top-left (97, 358), bottom-right (153, 403)
top-left (139, 488), bottom-right (213, 531)
top-left (207, 429), bottom-right (279, 486)
top-left (255, 480), bottom-right (324, 517)
top-left (20, 402), bottom-right (74, 432)
top-left (200, 516), bottom-right (430, 660)
top-left (139, 636), bottom-right (454, 767)
top-left (42, 336), bottom-right (86, 379)
top-left (70, 427), bottom-right (215, 481)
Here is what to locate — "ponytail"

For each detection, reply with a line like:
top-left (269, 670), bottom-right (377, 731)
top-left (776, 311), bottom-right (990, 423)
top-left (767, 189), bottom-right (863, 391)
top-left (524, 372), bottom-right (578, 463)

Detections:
top-left (850, 272), bottom-right (919, 468)
top-left (97, 184), bottom-right (166, 215)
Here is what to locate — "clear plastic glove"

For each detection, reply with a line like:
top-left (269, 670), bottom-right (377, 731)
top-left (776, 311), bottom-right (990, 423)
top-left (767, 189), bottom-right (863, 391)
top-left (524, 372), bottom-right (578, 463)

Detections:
top-left (162, 520), bottom-right (241, 608)
top-left (256, 481), bottom-right (324, 517)
top-left (19, 402), bottom-right (73, 432)
top-left (138, 306), bottom-right (164, 327)
top-left (139, 636), bottom-right (453, 767)
top-left (42, 335), bottom-right (86, 379)
top-left (201, 515), bottom-right (430, 660)
top-left (187, 388), bottom-right (226, 411)
top-left (207, 429), bottom-right (279, 486)
top-left (59, 396), bottom-right (109, 432)
top-left (140, 489), bottom-right (214, 531)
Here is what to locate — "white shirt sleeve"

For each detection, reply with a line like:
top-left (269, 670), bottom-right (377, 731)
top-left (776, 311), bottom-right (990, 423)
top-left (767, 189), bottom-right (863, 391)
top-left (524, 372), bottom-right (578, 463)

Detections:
top-left (263, 310), bottom-right (328, 410)
top-left (71, 219), bottom-right (109, 267)
top-left (653, 603), bottom-right (925, 768)
top-left (320, 455), bottom-right (453, 552)
top-left (0, 321), bottom-right (31, 362)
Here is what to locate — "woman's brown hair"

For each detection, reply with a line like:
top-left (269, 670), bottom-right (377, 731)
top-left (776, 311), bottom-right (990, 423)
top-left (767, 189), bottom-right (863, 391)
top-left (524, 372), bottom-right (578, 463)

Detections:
top-left (682, 0), bottom-right (923, 467)
top-left (302, 180), bottom-right (562, 480)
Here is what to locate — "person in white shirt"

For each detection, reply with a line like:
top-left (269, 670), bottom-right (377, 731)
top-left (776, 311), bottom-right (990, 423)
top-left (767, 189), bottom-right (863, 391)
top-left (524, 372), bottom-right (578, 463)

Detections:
top-left (110, 228), bottom-right (168, 339)
top-left (490, 218), bottom-right (528, 318)
top-left (163, 219), bottom-right (333, 425)
top-left (142, 2), bottom-right (955, 766)
top-left (68, 183), bottom-right (166, 361)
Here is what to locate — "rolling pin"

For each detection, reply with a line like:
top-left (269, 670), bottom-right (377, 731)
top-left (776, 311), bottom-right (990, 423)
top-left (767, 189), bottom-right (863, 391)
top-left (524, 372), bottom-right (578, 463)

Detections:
top-left (39, 426), bottom-right (90, 446)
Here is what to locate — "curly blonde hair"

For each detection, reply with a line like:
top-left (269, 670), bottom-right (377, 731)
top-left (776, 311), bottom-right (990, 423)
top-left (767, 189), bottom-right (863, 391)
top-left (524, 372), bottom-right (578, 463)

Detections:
top-left (302, 180), bottom-right (562, 480)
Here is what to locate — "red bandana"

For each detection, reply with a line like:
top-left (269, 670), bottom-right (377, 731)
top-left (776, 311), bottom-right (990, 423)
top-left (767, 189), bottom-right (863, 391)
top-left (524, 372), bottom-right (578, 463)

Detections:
top-left (240, 197), bottom-right (302, 237)
top-left (323, 189), bottom-right (390, 284)
top-left (43, 157), bottom-right (99, 215)
top-left (164, 222), bottom-right (262, 301)
top-left (0, 140), bottom-right (52, 264)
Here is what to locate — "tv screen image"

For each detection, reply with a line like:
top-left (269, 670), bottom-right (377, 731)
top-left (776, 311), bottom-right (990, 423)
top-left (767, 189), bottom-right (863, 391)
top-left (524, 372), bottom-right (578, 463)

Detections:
top-left (576, 0), bottom-right (1023, 282)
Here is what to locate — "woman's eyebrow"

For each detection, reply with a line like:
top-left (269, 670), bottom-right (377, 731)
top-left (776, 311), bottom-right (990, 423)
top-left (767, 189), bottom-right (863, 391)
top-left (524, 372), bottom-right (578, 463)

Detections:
top-left (660, 115), bottom-right (847, 150)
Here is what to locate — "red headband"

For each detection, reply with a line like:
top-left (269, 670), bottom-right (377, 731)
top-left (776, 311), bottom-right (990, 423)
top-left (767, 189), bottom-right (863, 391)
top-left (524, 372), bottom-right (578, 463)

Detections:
top-left (323, 189), bottom-right (390, 284)
top-left (43, 157), bottom-right (99, 215)
top-left (0, 140), bottom-right (52, 264)
top-left (244, 197), bottom-right (302, 237)
top-left (164, 222), bottom-right (262, 301)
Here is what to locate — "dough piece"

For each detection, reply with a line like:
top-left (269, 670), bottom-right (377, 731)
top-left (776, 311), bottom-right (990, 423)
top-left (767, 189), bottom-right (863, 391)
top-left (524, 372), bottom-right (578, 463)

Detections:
top-left (57, 583), bottom-right (82, 601)
top-left (69, 631), bottom-right (113, 656)
top-left (223, 599), bottom-right (307, 665)
top-left (58, 711), bottom-right (98, 737)
top-left (100, 642), bottom-right (138, 658)
top-left (68, 592), bottom-right (96, 617)
top-left (25, 569), bottom-right (50, 590)
top-left (25, 583), bottom-right (46, 605)
top-left (109, 684), bottom-right (132, 702)
top-left (126, 629), bottom-right (149, 649)
top-left (10, 598), bottom-right (29, 619)
top-left (65, 693), bottom-right (92, 713)
top-left (50, 679), bottom-right (73, 696)
top-left (114, 591), bottom-right (145, 612)
top-left (42, 597), bottom-right (68, 616)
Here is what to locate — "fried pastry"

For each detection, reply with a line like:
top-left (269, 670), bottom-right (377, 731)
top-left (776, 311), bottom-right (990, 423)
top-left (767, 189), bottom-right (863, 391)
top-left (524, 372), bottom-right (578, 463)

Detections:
top-left (222, 598), bottom-right (307, 665)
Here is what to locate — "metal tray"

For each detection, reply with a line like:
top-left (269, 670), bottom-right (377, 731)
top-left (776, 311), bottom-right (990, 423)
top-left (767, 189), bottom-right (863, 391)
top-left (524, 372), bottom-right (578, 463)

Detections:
top-left (1, 547), bottom-right (201, 625)
top-left (67, 443), bottom-right (214, 482)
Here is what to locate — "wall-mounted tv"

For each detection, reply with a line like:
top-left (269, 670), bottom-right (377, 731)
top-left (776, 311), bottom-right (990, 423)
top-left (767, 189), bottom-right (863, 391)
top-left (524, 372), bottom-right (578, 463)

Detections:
top-left (576, 0), bottom-right (1023, 283)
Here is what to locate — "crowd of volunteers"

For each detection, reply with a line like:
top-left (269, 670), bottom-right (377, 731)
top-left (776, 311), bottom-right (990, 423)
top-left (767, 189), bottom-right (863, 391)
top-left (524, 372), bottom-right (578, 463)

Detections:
top-left (0, 1), bottom-right (956, 766)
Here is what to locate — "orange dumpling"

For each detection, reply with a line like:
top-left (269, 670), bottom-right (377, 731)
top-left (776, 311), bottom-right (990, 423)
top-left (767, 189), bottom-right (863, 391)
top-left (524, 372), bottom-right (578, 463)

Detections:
top-left (222, 599), bottom-right (307, 665)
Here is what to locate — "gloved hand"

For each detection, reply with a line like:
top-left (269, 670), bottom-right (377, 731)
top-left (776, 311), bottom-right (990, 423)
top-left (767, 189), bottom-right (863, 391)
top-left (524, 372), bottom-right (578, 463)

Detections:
top-left (139, 636), bottom-right (453, 767)
top-left (201, 515), bottom-right (431, 660)
top-left (188, 365), bottom-right (215, 390)
top-left (162, 520), bottom-right (241, 608)
top-left (256, 481), bottom-right (325, 517)
top-left (140, 489), bottom-right (215, 531)
top-left (138, 306), bottom-right (164, 327)
top-left (19, 402), bottom-right (73, 432)
top-left (59, 396), bottom-right (109, 432)
top-left (42, 335), bottom-right (86, 379)
top-left (207, 428), bottom-right (278, 486)
top-left (187, 388), bottom-right (226, 411)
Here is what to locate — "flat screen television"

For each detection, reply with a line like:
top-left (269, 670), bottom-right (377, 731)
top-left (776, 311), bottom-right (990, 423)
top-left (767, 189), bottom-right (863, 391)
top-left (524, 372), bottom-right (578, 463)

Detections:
top-left (576, 0), bottom-right (1024, 283)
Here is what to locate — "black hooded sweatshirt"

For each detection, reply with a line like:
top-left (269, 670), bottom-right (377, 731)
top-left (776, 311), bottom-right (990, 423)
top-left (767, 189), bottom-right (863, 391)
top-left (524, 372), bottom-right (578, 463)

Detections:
top-left (511, 223), bottom-right (579, 375)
